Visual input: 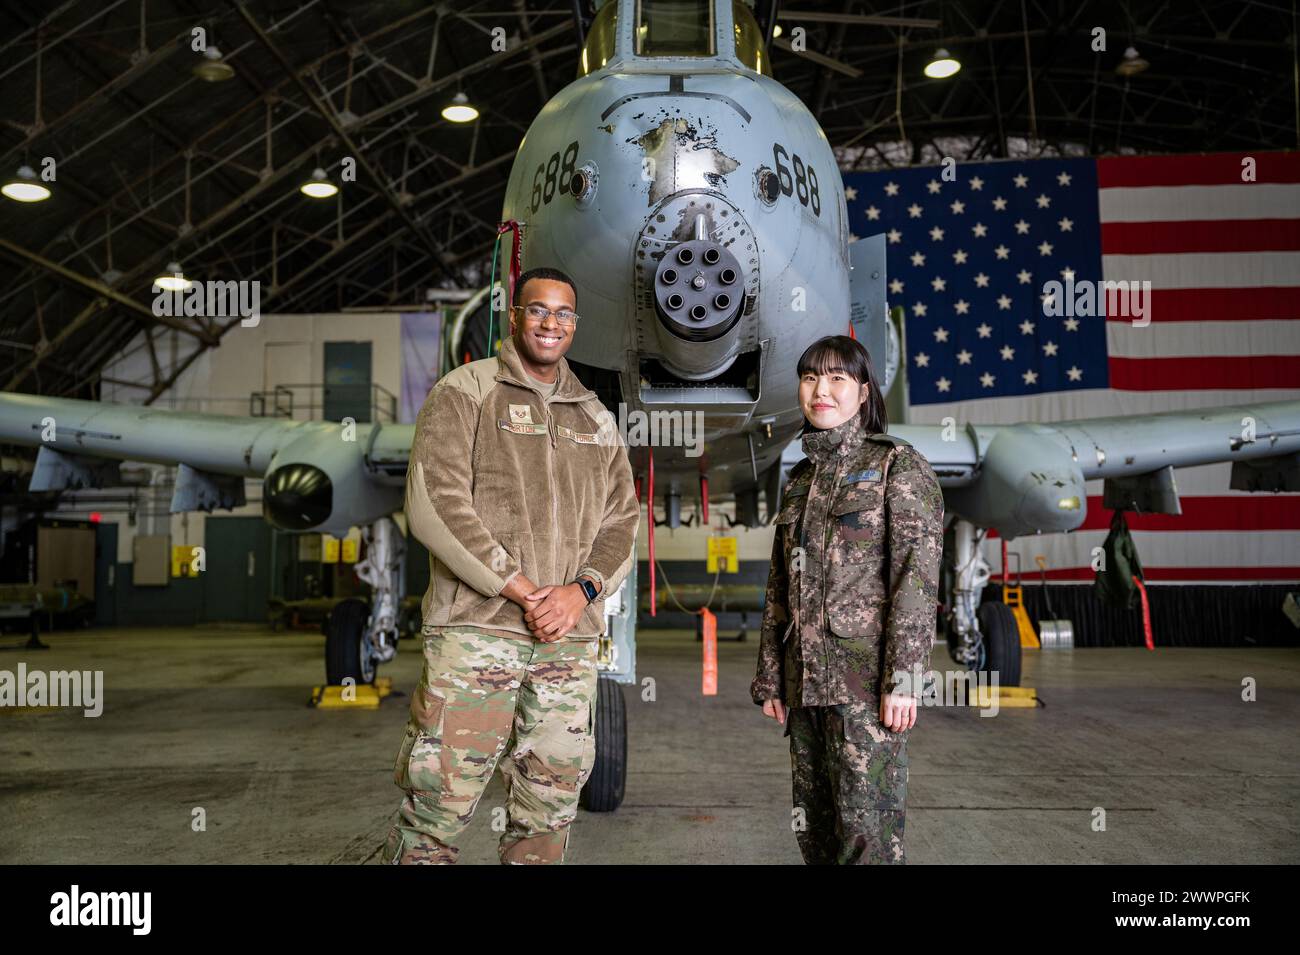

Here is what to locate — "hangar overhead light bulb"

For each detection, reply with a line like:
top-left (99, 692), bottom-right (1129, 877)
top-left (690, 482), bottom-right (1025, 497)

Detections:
top-left (193, 46), bottom-right (235, 82)
top-left (1115, 46), bottom-right (1149, 77)
top-left (154, 261), bottom-right (192, 292)
top-left (300, 167), bottom-right (338, 199)
top-left (2, 165), bottom-right (51, 202)
top-left (441, 92), bottom-right (479, 123)
top-left (924, 48), bottom-right (961, 79)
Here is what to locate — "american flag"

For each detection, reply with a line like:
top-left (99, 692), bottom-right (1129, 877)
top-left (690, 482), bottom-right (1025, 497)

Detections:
top-left (843, 151), bottom-right (1300, 582)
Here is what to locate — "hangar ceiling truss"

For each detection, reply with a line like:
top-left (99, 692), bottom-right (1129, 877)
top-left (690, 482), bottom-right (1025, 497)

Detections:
top-left (0, 0), bottom-right (1294, 401)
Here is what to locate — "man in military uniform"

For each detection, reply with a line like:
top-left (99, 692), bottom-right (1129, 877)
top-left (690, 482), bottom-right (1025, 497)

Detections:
top-left (752, 337), bottom-right (944, 864)
top-left (385, 267), bottom-right (638, 865)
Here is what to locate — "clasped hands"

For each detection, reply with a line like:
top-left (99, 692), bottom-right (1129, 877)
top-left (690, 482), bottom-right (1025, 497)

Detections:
top-left (502, 574), bottom-right (596, 642)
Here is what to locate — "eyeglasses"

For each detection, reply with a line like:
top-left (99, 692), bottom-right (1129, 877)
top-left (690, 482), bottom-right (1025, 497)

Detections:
top-left (513, 303), bottom-right (579, 326)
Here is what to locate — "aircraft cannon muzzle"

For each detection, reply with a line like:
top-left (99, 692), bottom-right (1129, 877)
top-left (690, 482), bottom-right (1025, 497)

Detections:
top-left (653, 237), bottom-right (743, 344)
top-left (639, 198), bottom-right (755, 380)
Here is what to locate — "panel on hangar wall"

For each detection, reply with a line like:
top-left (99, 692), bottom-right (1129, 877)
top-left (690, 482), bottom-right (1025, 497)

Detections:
top-left (36, 525), bottom-right (96, 599)
top-left (132, 535), bottom-right (171, 587)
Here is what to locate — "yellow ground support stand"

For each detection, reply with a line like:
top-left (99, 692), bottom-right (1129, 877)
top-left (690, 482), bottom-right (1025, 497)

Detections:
top-left (968, 685), bottom-right (1039, 708)
top-left (1001, 583), bottom-right (1042, 648)
top-left (309, 676), bottom-right (393, 709)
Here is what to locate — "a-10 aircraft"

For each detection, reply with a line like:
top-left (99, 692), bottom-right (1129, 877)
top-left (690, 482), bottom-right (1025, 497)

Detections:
top-left (2, 0), bottom-right (1298, 812)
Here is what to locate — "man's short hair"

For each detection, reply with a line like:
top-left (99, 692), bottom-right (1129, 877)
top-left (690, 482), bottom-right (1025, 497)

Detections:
top-left (514, 266), bottom-right (577, 308)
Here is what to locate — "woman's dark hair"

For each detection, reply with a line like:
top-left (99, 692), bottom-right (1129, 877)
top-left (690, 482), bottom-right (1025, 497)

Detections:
top-left (796, 334), bottom-right (889, 435)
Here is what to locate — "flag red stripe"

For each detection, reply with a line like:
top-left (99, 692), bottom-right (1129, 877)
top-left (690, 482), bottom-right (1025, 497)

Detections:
top-left (1097, 151), bottom-right (1300, 187)
top-left (1018, 566), bottom-right (1300, 582)
top-left (1077, 497), bottom-right (1300, 532)
top-left (1108, 356), bottom-right (1300, 390)
top-left (1101, 287), bottom-right (1299, 323)
top-left (1101, 219), bottom-right (1300, 254)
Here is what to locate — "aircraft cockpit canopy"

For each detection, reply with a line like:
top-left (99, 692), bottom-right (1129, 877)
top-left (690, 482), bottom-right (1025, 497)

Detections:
top-left (731, 1), bottom-right (772, 75)
top-left (580, 1), bottom-right (772, 76)
top-left (636, 0), bottom-right (715, 58)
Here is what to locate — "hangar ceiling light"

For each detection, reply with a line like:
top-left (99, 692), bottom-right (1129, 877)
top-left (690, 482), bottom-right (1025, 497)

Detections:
top-left (1115, 46), bottom-right (1149, 77)
top-left (300, 167), bottom-right (339, 199)
top-left (924, 48), bottom-right (962, 79)
top-left (441, 92), bottom-right (479, 123)
top-left (194, 46), bottom-right (235, 82)
top-left (154, 261), bottom-right (193, 292)
top-left (2, 165), bottom-right (51, 202)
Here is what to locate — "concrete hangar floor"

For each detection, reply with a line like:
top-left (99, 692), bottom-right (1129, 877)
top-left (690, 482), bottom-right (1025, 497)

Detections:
top-left (1, 625), bottom-right (1296, 864)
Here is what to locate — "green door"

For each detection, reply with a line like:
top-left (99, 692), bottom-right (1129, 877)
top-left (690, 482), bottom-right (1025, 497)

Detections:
top-left (202, 517), bottom-right (272, 622)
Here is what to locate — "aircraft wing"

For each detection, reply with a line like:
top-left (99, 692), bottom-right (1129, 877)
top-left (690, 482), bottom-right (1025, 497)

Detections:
top-left (891, 398), bottom-right (1300, 481)
top-left (0, 393), bottom-right (413, 533)
top-left (0, 393), bottom-right (313, 478)
top-left (5, 392), bottom-right (1299, 540)
top-left (784, 398), bottom-right (1300, 539)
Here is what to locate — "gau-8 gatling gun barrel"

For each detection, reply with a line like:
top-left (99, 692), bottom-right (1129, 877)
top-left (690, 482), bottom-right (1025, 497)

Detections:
top-left (649, 211), bottom-right (748, 380)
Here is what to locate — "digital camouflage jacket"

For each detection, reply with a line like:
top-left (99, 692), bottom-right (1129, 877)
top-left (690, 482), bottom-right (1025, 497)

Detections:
top-left (751, 413), bottom-right (944, 706)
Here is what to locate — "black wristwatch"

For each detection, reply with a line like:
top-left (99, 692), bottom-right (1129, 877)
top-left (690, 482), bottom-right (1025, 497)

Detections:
top-left (575, 578), bottom-right (599, 604)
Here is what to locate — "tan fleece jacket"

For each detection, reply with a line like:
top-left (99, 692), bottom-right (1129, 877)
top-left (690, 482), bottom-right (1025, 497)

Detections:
top-left (405, 337), bottom-right (639, 640)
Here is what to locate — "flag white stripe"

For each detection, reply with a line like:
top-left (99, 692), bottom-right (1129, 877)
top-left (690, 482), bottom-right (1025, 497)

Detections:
top-left (1098, 183), bottom-right (1300, 222)
top-left (1105, 319), bottom-right (1300, 359)
top-left (1100, 251), bottom-right (1300, 289)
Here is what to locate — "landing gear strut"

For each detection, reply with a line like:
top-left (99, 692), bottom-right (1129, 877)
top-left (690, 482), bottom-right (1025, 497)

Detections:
top-left (941, 518), bottom-right (1023, 686)
top-left (325, 516), bottom-right (404, 686)
top-left (942, 519), bottom-right (990, 668)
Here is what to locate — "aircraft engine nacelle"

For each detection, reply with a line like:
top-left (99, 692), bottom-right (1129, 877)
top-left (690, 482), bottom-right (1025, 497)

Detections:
top-left (262, 425), bottom-right (402, 535)
top-left (944, 424), bottom-right (1087, 540)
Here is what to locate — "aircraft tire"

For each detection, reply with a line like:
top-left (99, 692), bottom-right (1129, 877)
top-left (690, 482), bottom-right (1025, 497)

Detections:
top-left (977, 601), bottom-right (1022, 687)
top-left (579, 676), bottom-right (627, 812)
top-left (325, 597), bottom-right (370, 686)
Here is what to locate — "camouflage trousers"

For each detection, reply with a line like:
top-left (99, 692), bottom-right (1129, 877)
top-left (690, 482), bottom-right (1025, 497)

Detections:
top-left (384, 628), bottom-right (598, 865)
top-left (786, 700), bottom-right (909, 864)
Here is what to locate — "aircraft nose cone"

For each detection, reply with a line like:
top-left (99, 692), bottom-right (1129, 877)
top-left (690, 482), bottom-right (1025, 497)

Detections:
top-left (263, 462), bottom-right (332, 530)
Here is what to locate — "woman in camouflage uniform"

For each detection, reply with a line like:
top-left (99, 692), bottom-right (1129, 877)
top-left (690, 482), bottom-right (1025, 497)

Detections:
top-left (751, 335), bottom-right (944, 865)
